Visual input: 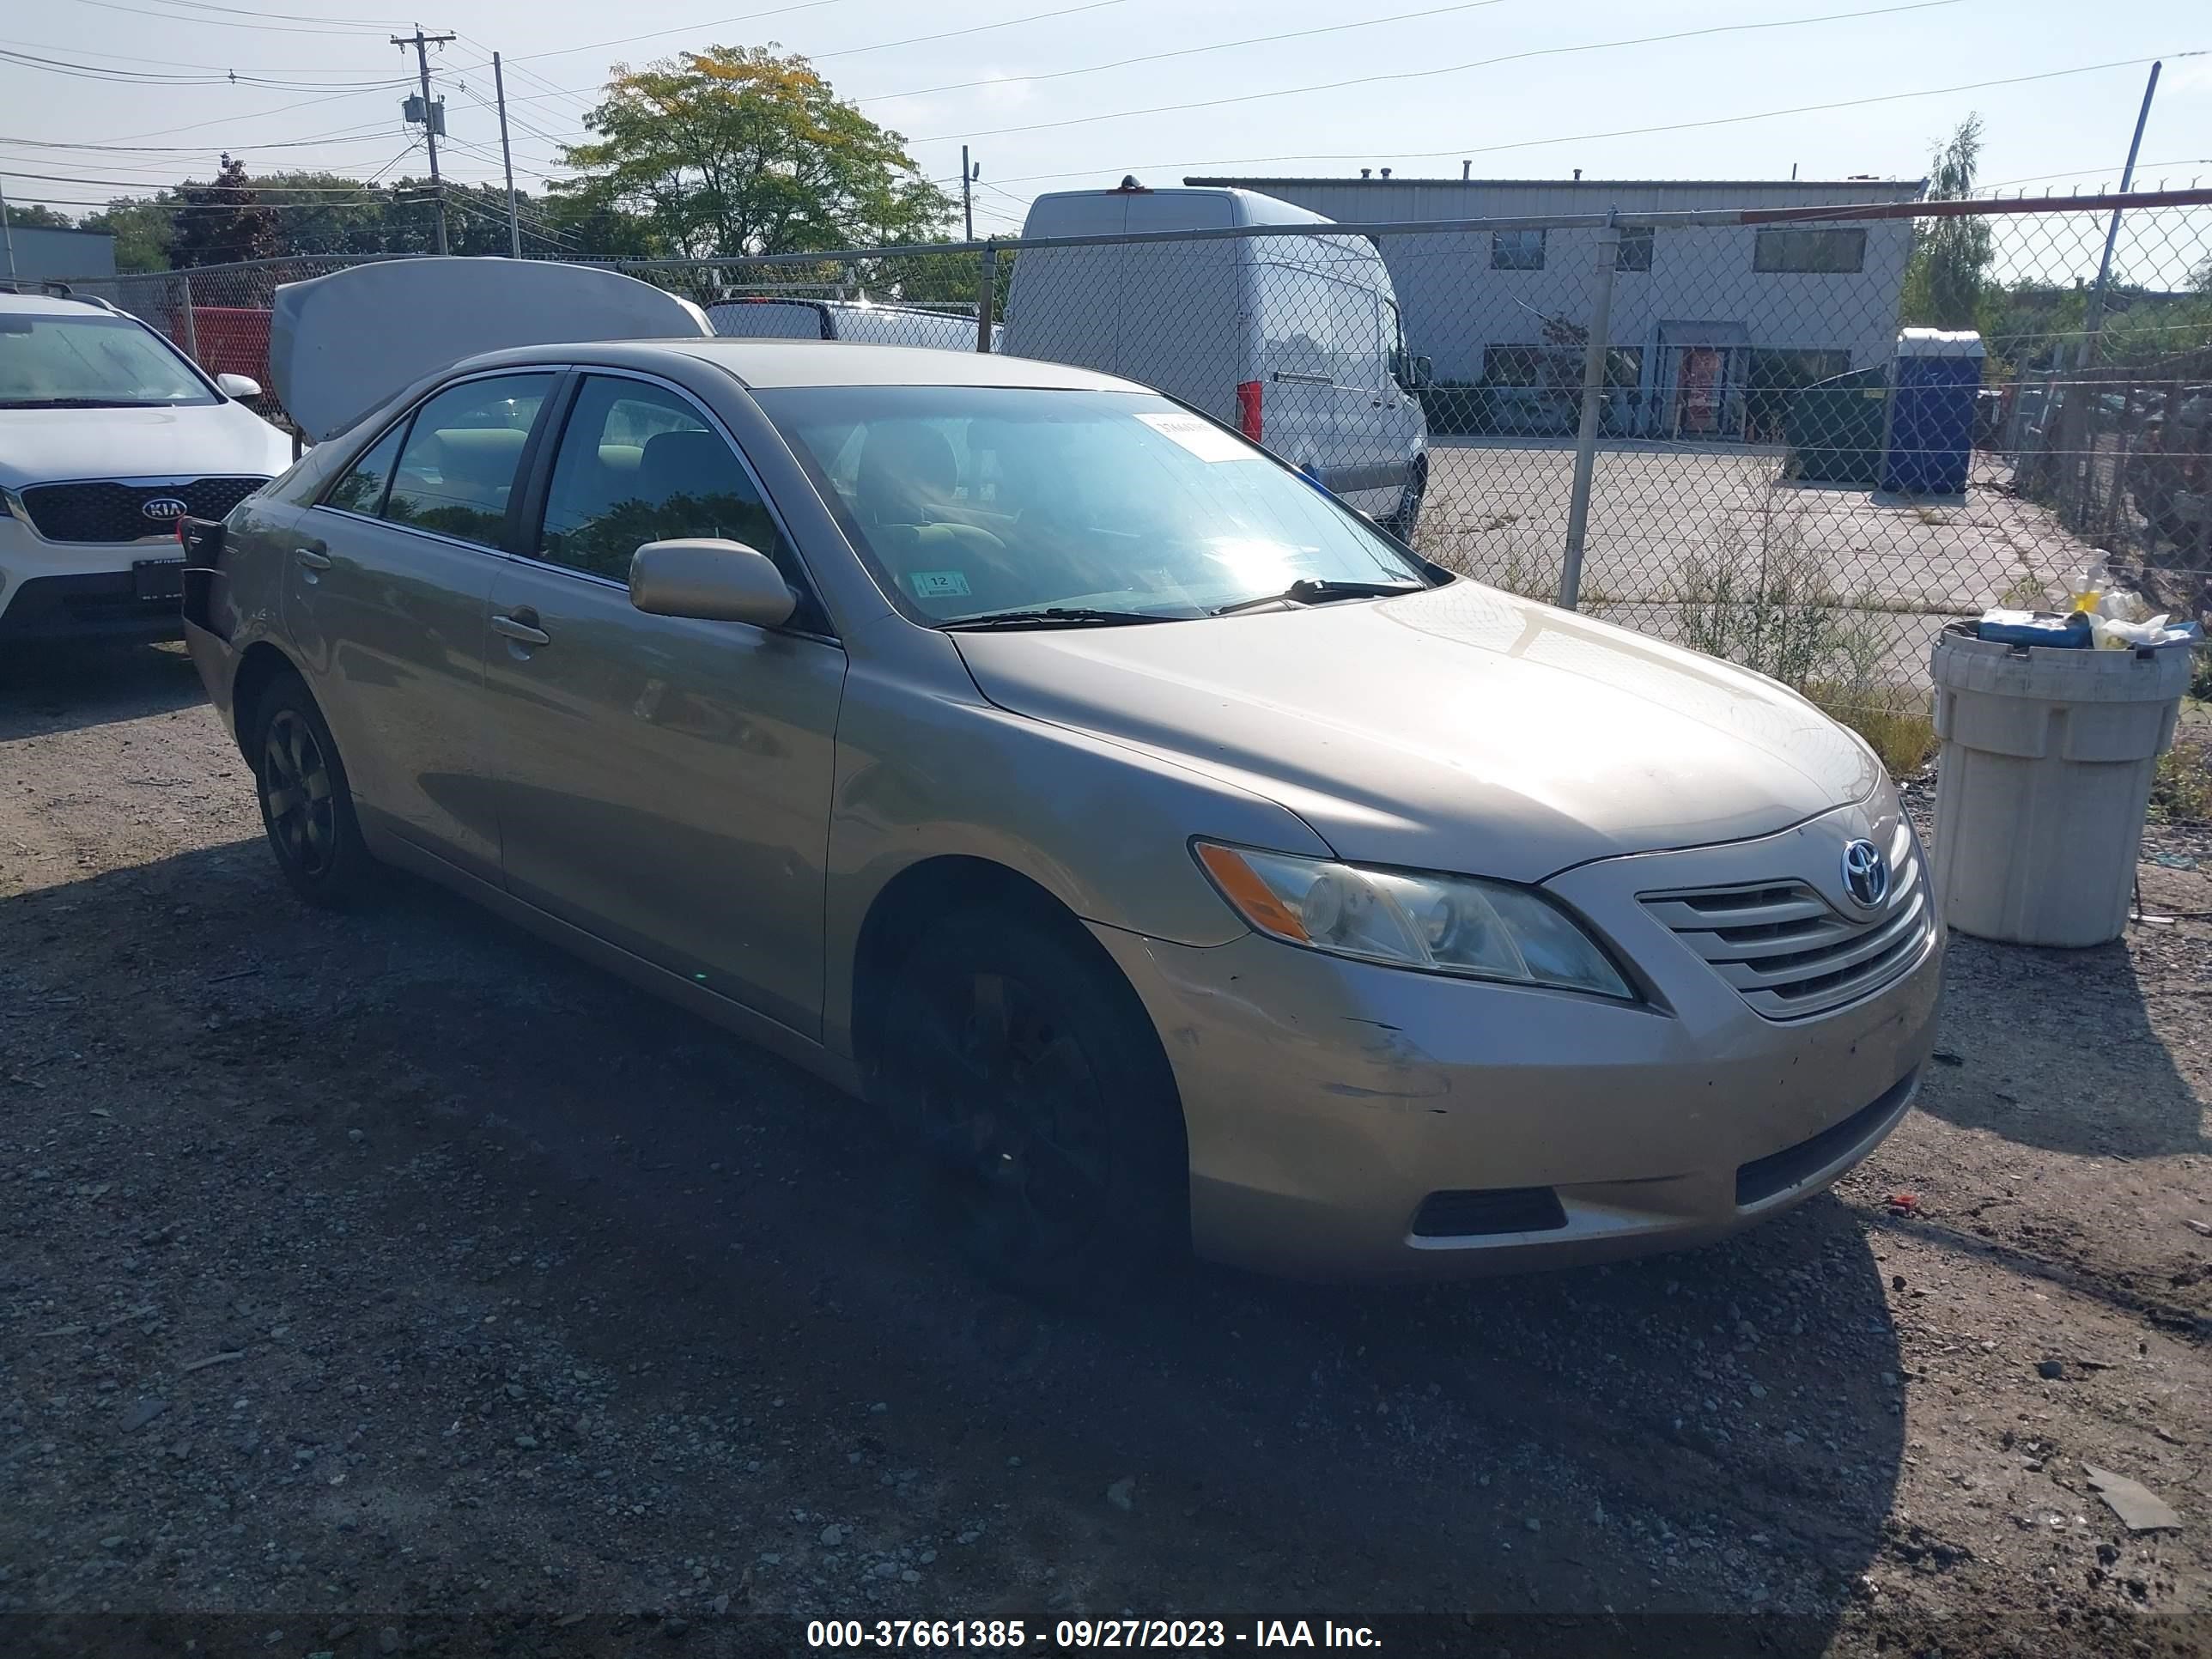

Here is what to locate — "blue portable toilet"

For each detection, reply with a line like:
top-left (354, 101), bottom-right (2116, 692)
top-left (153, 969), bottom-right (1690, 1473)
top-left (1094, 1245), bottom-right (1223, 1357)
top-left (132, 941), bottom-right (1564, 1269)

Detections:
top-left (1881, 328), bottom-right (1985, 496)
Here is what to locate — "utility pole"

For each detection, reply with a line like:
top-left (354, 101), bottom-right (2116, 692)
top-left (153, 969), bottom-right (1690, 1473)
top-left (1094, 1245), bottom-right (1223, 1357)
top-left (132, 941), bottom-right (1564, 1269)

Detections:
top-left (493, 52), bottom-right (520, 258)
top-left (962, 146), bottom-right (975, 242)
top-left (393, 26), bottom-right (457, 256)
top-left (2076, 58), bottom-right (2160, 370)
top-left (0, 175), bottom-right (17, 283)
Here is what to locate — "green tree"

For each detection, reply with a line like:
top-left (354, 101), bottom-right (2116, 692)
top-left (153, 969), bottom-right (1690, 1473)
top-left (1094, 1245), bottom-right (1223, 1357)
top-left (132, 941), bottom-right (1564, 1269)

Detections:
top-left (1901, 113), bottom-right (1992, 330)
top-left (4, 202), bottom-right (77, 230)
top-left (168, 155), bottom-right (279, 267)
top-left (553, 45), bottom-right (952, 258)
top-left (80, 197), bottom-right (177, 271)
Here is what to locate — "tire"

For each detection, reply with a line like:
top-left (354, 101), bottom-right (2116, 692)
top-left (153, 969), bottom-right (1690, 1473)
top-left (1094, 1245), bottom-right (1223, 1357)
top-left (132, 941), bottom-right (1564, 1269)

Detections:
top-left (249, 672), bottom-right (375, 908)
top-left (872, 908), bottom-right (1188, 1302)
top-left (1383, 464), bottom-right (1426, 545)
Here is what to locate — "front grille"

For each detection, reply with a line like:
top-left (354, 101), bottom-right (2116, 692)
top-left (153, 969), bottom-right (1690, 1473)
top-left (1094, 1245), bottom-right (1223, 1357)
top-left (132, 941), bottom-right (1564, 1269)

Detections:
top-left (1410, 1186), bottom-right (1568, 1238)
top-left (20, 477), bottom-right (266, 544)
top-left (1642, 820), bottom-right (1930, 1021)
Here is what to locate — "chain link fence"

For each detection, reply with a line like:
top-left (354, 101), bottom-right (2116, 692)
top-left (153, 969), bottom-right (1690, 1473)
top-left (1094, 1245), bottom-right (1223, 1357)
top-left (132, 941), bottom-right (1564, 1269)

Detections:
top-left (54, 191), bottom-right (2212, 756)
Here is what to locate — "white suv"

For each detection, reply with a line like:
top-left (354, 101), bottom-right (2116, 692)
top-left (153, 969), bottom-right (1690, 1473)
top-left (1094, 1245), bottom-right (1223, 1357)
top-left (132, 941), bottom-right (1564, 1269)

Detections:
top-left (1, 287), bottom-right (295, 644)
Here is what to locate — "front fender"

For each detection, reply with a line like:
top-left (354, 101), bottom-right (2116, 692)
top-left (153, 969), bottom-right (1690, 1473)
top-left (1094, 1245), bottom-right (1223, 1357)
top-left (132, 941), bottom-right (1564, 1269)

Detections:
top-left (821, 647), bottom-right (1328, 1055)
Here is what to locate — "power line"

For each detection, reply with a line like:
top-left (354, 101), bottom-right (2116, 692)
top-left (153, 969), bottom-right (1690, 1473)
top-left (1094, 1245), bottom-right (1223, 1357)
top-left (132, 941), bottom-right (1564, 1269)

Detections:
top-left (0, 120), bottom-right (410, 154)
top-left (0, 33), bottom-right (407, 75)
top-left (137, 0), bottom-right (406, 25)
top-left (987, 52), bottom-right (2203, 189)
top-left (64, 0), bottom-right (404, 37)
top-left (905, 0), bottom-right (1976, 144)
top-left (0, 44), bottom-right (408, 88)
top-left (504, 1), bottom-right (855, 65)
top-left (861, 1), bottom-right (1508, 106)
top-left (811, 0), bottom-right (1128, 63)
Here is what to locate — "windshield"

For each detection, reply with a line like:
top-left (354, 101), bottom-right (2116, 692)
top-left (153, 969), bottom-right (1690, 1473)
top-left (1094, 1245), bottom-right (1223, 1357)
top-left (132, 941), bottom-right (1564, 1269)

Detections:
top-left (755, 386), bottom-right (1430, 623)
top-left (0, 312), bottom-right (216, 409)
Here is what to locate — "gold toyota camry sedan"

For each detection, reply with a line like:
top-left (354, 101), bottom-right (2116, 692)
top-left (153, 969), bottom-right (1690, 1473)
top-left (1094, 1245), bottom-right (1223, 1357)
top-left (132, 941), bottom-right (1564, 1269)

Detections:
top-left (183, 269), bottom-right (1940, 1296)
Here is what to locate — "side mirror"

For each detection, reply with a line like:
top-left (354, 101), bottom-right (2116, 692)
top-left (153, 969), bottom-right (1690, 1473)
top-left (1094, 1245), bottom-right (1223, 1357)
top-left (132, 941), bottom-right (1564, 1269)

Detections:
top-left (629, 538), bottom-right (797, 629)
top-left (1410, 356), bottom-right (1433, 389)
top-left (216, 373), bottom-right (263, 399)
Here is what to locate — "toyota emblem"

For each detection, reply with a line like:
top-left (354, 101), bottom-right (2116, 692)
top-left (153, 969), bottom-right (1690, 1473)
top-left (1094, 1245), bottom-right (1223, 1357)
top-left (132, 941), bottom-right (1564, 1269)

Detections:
top-left (141, 496), bottom-right (189, 522)
top-left (1841, 838), bottom-right (1890, 910)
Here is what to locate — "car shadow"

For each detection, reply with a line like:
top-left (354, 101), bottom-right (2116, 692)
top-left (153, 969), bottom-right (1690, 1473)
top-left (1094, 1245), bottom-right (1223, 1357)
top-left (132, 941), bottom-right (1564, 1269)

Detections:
top-left (1911, 928), bottom-right (2208, 1158)
top-left (0, 639), bottom-right (208, 742)
top-left (3, 843), bottom-right (1906, 1626)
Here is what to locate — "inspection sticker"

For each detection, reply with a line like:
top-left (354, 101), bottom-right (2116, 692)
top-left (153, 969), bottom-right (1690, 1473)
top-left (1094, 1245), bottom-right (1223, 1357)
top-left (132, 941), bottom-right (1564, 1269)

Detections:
top-left (1136, 410), bottom-right (1256, 463)
top-left (908, 569), bottom-right (973, 599)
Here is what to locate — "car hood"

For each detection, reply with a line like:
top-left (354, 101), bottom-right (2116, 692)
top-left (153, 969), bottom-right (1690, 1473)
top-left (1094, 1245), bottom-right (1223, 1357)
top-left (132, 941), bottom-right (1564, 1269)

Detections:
top-left (0, 402), bottom-right (292, 487)
top-left (950, 582), bottom-right (1882, 883)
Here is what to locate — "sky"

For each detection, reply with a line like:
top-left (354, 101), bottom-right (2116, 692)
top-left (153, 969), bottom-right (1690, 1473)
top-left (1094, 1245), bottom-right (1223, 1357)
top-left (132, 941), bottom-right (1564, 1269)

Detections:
top-left (1, 0), bottom-right (2207, 245)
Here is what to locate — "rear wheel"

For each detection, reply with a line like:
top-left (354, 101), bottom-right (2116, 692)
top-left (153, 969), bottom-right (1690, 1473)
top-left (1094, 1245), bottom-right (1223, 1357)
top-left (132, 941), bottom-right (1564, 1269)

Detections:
top-left (874, 909), bottom-right (1188, 1301)
top-left (1383, 461), bottom-right (1426, 544)
top-left (251, 672), bottom-right (374, 908)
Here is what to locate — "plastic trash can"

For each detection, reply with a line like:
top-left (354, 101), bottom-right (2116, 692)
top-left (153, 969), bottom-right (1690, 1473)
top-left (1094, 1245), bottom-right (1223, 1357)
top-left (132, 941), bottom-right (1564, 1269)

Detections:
top-left (1929, 626), bottom-right (2195, 946)
top-left (1882, 329), bottom-right (1984, 497)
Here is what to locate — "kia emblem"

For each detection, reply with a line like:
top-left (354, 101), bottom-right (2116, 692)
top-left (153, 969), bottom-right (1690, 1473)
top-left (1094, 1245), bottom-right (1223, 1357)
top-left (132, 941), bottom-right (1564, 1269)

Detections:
top-left (141, 496), bottom-right (189, 521)
top-left (1841, 838), bottom-right (1890, 910)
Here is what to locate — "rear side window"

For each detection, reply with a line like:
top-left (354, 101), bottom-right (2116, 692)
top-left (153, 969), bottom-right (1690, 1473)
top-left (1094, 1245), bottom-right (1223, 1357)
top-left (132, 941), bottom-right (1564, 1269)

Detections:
top-left (381, 374), bottom-right (553, 548)
top-left (325, 424), bottom-right (404, 516)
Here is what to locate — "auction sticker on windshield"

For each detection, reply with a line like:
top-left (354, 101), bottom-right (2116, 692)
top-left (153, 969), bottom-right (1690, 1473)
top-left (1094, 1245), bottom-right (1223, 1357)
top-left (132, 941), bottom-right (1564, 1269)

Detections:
top-left (1136, 411), bottom-right (1255, 464)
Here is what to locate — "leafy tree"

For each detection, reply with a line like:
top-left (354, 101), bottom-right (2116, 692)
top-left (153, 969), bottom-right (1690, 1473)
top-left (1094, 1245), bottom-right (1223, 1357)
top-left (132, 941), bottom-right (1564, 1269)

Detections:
top-left (553, 45), bottom-right (952, 258)
top-left (1901, 113), bottom-right (1992, 331)
top-left (168, 155), bottom-right (279, 267)
top-left (81, 198), bottom-right (178, 272)
top-left (4, 202), bottom-right (77, 230)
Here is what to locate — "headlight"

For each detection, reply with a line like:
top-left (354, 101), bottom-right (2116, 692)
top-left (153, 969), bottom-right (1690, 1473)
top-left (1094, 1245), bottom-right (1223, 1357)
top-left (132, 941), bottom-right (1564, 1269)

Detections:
top-left (1193, 841), bottom-right (1634, 1000)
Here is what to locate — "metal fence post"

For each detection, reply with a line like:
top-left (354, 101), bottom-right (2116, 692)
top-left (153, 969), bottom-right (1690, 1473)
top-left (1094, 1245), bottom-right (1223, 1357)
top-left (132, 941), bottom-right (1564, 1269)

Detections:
top-left (975, 240), bottom-right (998, 353)
top-left (176, 270), bottom-right (201, 366)
top-left (1558, 214), bottom-right (1621, 611)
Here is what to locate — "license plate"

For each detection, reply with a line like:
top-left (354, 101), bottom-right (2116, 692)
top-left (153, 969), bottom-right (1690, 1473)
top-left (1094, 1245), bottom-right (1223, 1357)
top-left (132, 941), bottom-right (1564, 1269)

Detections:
top-left (132, 559), bottom-right (185, 601)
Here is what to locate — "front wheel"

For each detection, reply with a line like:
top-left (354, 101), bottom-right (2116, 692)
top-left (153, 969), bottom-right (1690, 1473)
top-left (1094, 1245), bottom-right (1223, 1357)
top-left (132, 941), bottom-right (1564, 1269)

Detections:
top-left (251, 672), bottom-right (375, 908)
top-left (1382, 463), bottom-right (1426, 544)
top-left (873, 909), bottom-right (1188, 1301)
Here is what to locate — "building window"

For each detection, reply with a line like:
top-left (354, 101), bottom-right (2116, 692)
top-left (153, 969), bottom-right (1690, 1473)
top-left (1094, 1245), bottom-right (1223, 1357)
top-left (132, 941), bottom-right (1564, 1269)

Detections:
top-left (1491, 228), bottom-right (1546, 270)
top-left (1753, 228), bottom-right (1867, 274)
top-left (1614, 226), bottom-right (1655, 272)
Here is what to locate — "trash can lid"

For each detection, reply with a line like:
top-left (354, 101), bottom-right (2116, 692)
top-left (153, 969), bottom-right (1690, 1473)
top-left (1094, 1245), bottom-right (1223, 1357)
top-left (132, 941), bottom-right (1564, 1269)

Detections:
top-left (1895, 327), bottom-right (1986, 358)
top-left (1932, 623), bottom-right (2196, 702)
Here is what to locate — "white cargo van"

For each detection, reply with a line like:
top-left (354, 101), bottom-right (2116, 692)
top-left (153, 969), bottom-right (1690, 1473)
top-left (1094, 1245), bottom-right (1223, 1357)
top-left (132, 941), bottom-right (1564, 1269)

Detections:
top-left (708, 296), bottom-right (995, 351)
top-left (1003, 182), bottom-right (1430, 538)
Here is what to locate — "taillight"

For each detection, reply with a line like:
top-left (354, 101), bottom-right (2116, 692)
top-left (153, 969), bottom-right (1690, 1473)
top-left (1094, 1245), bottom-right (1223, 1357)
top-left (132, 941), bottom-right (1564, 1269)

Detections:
top-left (1236, 380), bottom-right (1263, 442)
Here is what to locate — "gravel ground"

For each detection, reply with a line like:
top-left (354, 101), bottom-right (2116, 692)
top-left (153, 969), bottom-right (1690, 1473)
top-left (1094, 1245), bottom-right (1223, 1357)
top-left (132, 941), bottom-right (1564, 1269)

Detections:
top-left (2, 643), bottom-right (2208, 1658)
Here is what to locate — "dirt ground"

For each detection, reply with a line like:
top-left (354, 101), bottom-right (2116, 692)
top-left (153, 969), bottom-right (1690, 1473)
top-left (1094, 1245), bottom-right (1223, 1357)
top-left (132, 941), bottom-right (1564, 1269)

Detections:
top-left (2, 643), bottom-right (2209, 1659)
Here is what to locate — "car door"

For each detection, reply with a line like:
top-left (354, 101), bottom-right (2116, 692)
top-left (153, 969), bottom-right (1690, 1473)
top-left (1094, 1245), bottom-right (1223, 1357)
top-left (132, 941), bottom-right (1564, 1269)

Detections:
top-left (482, 369), bottom-right (848, 1036)
top-left (1248, 252), bottom-right (1343, 478)
top-left (286, 369), bottom-right (556, 880)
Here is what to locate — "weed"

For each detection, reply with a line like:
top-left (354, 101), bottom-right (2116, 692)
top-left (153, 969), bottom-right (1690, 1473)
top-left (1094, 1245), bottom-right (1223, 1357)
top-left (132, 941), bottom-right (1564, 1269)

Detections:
top-left (1807, 683), bottom-right (1940, 775)
top-left (1995, 572), bottom-right (2050, 611)
top-left (1911, 505), bottom-right (1952, 526)
top-left (2152, 714), bottom-right (2212, 823)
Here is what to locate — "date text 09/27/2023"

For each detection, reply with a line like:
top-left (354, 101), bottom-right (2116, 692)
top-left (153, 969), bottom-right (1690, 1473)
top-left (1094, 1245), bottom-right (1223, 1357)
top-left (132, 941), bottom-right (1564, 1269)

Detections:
top-left (805, 1619), bottom-right (1384, 1649)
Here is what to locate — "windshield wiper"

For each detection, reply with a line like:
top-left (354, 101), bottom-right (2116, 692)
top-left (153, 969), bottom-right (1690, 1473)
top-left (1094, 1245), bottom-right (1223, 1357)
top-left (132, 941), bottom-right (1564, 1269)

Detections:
top-left (1213, 578), bottom-right (1426, 616)
top-left (0, 398), bottom-right (182, 410)
top-left (943, 606), bottom-right (1182, 630)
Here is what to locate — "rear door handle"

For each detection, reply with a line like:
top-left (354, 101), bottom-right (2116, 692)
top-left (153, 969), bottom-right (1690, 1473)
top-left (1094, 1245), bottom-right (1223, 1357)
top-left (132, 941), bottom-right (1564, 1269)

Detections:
top-left (491, 612), bottom-right (551, 647)
top-left (295, 547), bottom-right (332, 571)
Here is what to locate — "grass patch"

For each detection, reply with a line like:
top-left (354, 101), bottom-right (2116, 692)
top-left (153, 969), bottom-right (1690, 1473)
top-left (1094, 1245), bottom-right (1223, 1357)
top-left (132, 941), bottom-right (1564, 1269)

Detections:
top-left (1807, 683), bottom-right (1939, 776)
top-left (2152, 709), bottom-right (2212, 823)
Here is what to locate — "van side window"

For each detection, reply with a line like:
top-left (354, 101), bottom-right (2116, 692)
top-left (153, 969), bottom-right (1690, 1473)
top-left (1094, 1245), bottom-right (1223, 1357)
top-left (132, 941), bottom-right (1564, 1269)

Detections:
top-left (381, 374), bottom-right (553, 549)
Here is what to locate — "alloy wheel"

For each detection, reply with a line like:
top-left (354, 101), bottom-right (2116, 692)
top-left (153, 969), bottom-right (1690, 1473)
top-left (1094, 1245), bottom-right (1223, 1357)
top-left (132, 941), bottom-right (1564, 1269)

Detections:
top-left (261, 708), bottom-right (337, 880)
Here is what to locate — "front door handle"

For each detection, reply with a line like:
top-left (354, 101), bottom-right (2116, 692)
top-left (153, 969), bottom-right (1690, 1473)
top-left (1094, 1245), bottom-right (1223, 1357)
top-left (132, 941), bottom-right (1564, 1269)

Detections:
top-left (491, 611), bottom-right (551, 647)
top-left (295, 547), bottom-right (332, 571)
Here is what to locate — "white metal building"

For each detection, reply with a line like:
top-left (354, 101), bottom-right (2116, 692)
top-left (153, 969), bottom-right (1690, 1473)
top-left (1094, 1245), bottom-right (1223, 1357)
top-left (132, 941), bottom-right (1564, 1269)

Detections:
top-left (1185, 175), bottom-right (1926, 440)
top-left (2, 224), bottom-right (118, 283)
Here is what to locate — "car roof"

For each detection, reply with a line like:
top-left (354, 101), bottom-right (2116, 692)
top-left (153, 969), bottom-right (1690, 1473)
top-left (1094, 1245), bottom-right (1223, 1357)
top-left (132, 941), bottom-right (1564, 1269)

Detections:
top-left (0, 292), bottom-right (130, 319)
top-left (453, 337), bottom-right (1146, 394)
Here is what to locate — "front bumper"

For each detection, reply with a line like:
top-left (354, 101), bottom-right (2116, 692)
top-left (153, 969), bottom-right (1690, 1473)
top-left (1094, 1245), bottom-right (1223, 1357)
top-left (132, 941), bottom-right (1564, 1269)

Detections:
top-left (1091, 803), bottom-right (1942, 1280)
top-left (1, 515), bottom-right (186, 643)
